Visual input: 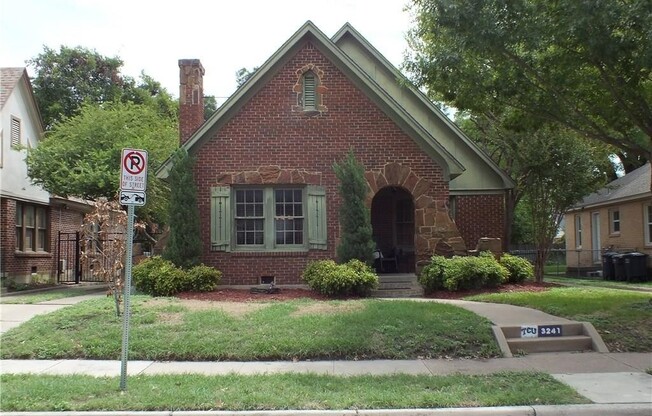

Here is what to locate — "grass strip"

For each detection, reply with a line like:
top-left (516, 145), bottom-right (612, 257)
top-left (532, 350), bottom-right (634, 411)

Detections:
top-left (0, 297), bottom-right (500, 360)
top-left (546, 276), bottom-right (652, 290)
top-left (0, 372), bottom-right (588, 411)
top-left (0, 287), bottom-right (103, 304)
top-left (466, 287), bottom-right (652, 352)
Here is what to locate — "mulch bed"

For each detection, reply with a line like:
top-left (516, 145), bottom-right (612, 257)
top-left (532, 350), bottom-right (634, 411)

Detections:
top-left (177, 282), bottom-right (558, 302)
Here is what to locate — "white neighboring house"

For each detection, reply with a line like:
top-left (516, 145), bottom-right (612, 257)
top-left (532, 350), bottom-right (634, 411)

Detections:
top-left (1, 68), bottom-right (90, 286)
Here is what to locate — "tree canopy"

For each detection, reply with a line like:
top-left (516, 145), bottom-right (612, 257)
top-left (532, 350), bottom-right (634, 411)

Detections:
top-left (28, 45), bottom-right (178, 128)
top-left (405, 0), bottom-right (652, 161)
top-left (26, 102), bottom-right (178, 223)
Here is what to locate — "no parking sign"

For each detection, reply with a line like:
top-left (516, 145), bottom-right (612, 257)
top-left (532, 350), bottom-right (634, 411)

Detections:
top-left (120, 149), bottom-right (148, 206)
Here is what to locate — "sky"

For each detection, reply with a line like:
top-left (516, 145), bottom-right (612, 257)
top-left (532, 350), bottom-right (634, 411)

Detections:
top-left (1, 0), bottom-right (414, 104)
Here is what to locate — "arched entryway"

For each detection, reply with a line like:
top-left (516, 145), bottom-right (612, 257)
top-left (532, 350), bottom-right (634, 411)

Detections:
top-left (371, 186), bottom-right (415, 273)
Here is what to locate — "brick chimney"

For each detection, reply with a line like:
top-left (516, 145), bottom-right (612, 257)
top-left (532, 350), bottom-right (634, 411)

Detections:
top-left (178, 59), bottom-right (205, 145)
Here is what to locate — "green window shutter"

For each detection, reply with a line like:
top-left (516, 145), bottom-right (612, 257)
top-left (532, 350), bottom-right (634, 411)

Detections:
top-left (211, 186), bottom-right (231, 251)
top-left (307, 185), bottom-right (327, 250)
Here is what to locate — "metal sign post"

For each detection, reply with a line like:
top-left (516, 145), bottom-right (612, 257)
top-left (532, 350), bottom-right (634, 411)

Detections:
top-left (119, 203), bottom-right (135, 391)
top-left (118, 148), bottom-right (147, 391)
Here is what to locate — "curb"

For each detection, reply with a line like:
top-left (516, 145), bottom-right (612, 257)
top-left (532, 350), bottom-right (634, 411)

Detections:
top-left (2, 404), bottom-right (652, 416)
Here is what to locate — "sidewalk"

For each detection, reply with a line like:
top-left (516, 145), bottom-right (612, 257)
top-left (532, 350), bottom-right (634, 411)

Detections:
top-left (1, 290), bottom-right (651, 415)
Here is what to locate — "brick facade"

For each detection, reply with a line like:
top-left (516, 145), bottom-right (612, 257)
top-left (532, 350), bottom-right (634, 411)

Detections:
top-left (454, 194), bottom-right (506, 251)
top-left (188, 42), bottom-right (506, 284)
top-left (0, 197), bottom-right (86, 283)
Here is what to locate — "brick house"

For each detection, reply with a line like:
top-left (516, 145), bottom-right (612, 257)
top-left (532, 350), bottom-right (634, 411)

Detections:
top-left (0, 68), bottom-right (91, 286)
top-left (157, 22), bottom-right (514, 285)
top-left (564, 162), bottom-right (651, 275)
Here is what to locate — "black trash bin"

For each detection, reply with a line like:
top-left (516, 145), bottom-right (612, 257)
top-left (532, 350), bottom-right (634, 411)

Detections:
top-left (624, 252), bottom-right (649, 282)
top-left (612, 254), bottom-right (627, 281)
top-left (602, 252), bottom-right (618, 280)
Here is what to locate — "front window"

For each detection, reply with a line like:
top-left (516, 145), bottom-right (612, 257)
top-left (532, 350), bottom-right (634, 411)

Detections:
top-left (645, 204), bottom-right (652, 246)
top-left (575, 214), bottom-right (582, 248)
top-left (609, 209), bottom-right (620, 234)
top-left (235, 189), bottom-right (264, 246)
top-left (15, 202), bottom-right (48, 252)
top-left (234, 187), bottom-right (305, 249)
top-left (275, 189), bottom-right (304, 245)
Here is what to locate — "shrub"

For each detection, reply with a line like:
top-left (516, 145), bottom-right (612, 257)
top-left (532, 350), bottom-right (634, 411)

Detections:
top-left (184, 264), bottom-right (222, 292)
top-left (302, 259), bottom-right (378, 296)
top-left (133, 256), bottom-right (186, 297)
top-left (419, 254), bottom-right (508, 292)
top-left (418, 255), bottom-right (448, 293)
top-left (500, 254), bottom-right (534, 283)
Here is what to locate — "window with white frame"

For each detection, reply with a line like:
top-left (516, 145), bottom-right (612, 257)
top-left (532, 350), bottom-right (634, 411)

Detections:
top-left (645, 203), bottom-right (652, 246)
top-left (575, 214), bottom-right (582, 248)
top-left (609, 208), bottom-right (620, 234)
top-left (210, 186), bottom-right (326, 252)
top-left (15, 202), bottom-right (48, 252)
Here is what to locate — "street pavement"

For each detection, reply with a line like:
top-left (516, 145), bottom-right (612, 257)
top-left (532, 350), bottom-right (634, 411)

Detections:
top-left (1, 288), bottom-right (651, 415)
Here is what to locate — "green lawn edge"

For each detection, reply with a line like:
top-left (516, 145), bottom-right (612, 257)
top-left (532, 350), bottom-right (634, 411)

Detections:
top-left (0, 372), bottom-right (589, 411)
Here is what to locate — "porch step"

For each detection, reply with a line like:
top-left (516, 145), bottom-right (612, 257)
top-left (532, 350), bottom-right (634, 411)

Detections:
top-left (493, 322), bottom-right (609, 357)
top-left (370, 274), bottom-right (423, 298)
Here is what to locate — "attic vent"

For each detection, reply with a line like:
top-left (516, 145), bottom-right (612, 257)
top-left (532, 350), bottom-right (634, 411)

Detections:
top-left (10, 117), bottom-right (20, 146)
top-left (303, 72), bottom-right (316, 110)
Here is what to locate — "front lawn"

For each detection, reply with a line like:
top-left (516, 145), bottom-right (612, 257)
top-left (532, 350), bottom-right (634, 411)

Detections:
top-left (466, 287), bottom-right (652, 352)
top-left (0, 296), bottom-right (500, 360)
top-left (0, 372), bottom-right (588, 411)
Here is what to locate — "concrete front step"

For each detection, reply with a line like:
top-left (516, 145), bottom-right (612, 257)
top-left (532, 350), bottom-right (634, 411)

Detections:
top-left (507, 335), bottom-right (593, 354)
top-left (372, 274), bottom-right (422, 298)
top-left (492, 321), bottom-right (609, 357)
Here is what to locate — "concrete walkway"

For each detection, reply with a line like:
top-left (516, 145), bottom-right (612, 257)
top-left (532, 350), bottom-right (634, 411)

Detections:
top-left (1, 290), bottom-right (651, 415)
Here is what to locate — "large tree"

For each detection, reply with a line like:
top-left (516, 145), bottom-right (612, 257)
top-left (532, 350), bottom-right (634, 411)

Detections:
top-left (26, 102), bottom-right (177, 223)
top-left (28, 45), bottom-right (178, 128)
top-left (405, 0), bottom-right (652, 165)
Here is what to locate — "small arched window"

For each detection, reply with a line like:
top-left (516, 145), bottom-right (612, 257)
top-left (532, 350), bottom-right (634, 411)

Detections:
top-left (302, 71), bottom-right (317, 110)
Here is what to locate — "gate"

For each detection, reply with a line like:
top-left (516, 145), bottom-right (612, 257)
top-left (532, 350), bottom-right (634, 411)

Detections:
top-left (56, 231), bottom-right (107, 283)
top-left (57, 232), bottom-right (81, 283)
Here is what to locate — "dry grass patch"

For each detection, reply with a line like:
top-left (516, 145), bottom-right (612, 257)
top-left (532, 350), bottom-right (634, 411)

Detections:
top-left (144, 297), bottom-right (270, 318)
top-left (290, 301), bottom-right (365, 317)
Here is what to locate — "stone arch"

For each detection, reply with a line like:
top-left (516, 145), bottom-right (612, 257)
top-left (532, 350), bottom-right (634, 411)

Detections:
top-left (364, 162), bottom-right (467, 270)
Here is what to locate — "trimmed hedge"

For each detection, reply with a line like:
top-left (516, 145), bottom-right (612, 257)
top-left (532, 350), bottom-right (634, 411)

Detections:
top-left (133, 256), bottom-right (221, 297)
top-left (302, 259), bottom-right (378, 296)
top-left (419, 253), bottom-right (508, 293)
top-left (500, 253), bottom-right (534, 283)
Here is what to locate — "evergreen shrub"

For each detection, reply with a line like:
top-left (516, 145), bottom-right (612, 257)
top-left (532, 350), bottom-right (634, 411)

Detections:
top-left (500, 253), bottom-right (534, 283)
top-left (302, 259), bottom-right (378, 296)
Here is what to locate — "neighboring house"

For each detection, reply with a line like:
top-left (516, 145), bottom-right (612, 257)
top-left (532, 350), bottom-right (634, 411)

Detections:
top-left (0, 67), bottom-right (90, 285)
top-left (157, 22), bottom-right (514, 285)
top-left (564, 162), bottom-right (651, 275)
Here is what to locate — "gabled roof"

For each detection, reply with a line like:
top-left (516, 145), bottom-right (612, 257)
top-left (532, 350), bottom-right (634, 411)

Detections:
top-left (571, 162), bottom-right (651, 210)
top-left (157, 21), bottom-right (513, 190)
top-left (1, 67), bottom-right (26, 109)
top-left (0, 67), bottom-right (45, 132)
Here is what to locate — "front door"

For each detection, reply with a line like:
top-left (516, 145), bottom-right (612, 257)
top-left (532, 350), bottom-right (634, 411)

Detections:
top-left (370, 187), bottom-right (415, 273)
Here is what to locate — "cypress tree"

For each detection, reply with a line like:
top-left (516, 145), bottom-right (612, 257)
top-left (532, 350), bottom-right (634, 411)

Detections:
top-left (163, 148), bottom-right (202, 269)
top-left (333, 150), bottom-right (375, 264)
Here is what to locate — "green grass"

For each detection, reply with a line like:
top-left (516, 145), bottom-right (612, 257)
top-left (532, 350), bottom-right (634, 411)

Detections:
top-left (0, 286), bottom-right (103, 304)
top-left (547, 276), bottom-right (652, 290)
top-left (0, 372), bottom-right (588, 411)
top-left (0, 296), bottom-right (500, 360)
top-left (466, 287), bottom-right (652, 352)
